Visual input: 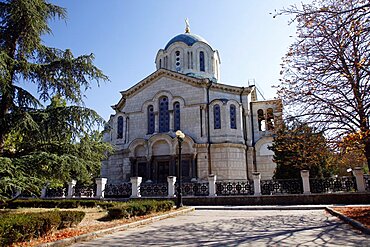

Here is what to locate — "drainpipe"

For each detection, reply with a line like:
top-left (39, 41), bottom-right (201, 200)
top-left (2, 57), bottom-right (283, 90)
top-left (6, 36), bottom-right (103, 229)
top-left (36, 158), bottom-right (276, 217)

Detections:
top-left (240, 87), bottom-right (250, 180)
top-left (206, 81), bottom-right (212, 175)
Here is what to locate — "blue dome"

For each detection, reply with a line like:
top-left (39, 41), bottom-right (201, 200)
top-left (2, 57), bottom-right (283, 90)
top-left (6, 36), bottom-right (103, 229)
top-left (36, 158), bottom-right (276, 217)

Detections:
top-left (165, 33), bottom-right (209, 50)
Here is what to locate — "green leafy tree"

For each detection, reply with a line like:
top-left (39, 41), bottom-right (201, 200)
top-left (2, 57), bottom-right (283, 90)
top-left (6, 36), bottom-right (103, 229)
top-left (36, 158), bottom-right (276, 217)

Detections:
top-left (0, 0), bottom-right (110, 200)
top-left (276, 0), bottom-right (370, 171)
top-left (269, 120), bottom-right (332, 179)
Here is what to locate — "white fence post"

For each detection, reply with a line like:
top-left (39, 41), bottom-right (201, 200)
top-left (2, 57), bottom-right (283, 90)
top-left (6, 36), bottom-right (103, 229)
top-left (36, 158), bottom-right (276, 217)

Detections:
top-left (353, 167), bottom-right (365, 192)
top-left (67, 180), bottom-right (76, 198)
top-left (130, 177), bottom-right (142, 198)
top-left (208, 174), bottom-right (217, 197)
top-left (167, 176), bottom-right (177, 197)
top-left (95, 177), bottom-right (108, 198)
top-left (301, 170), bottom-right (311, 194)
top-left (252, 172), bottom-right (261, 196)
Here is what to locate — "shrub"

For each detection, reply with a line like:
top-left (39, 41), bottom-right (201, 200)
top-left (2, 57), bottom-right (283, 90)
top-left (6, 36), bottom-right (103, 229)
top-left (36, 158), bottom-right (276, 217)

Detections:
top-left (3, 199), bottom-right (117, 209)
top-left (79, 200), bottom-right (97, 208)
top-left (142, 200), bottom-right (158, 214)
top-left (107, 205), bottom-right (132, 219)
top-left (107, 200), bottom-right (174, 220)
top-left (0, 210), bottom-right (85, 246)
top-left (156, 200), bottom-right (174, 212)
top-left (58, 211), bottom-right (86, 228)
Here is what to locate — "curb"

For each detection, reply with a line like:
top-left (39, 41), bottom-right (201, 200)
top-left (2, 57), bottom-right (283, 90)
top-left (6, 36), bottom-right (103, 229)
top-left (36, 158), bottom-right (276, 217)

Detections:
top-left (39, 207), bottom-right (195, 247)
top-left (195, 205), bottom-right (328, 210)
top-left (325, 207), bottom-right (370, 235)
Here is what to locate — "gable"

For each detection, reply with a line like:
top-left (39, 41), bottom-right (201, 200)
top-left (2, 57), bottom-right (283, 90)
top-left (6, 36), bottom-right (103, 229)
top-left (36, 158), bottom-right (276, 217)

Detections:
top-left (121, 74), bottom-right (207, 113)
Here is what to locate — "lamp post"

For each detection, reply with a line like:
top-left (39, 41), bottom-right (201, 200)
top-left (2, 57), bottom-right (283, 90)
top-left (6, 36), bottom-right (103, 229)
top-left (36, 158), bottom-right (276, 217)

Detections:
top-left (176, 130), bottom-right (185, 208)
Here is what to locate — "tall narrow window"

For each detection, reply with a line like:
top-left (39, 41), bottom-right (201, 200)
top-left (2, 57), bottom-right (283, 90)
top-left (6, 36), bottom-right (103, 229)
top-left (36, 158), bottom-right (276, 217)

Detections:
top-left (214, 104), bottom-right (221, 129)
top-left (159, 96), bottom-right (169, 132)
top-left (173, 102), bottom-right (180, 131)
top-left (230, 104), bottom-right (237, 129)
top-left (200, 51), bottom-right (205, 72)
top-left (266, 108), bottom-right (274, 130)
top-left (147, 105), bottom-right (155, 134)
top-left (257, 109), bottom-right (266, 131)
top-left (159, 59), bottom-right (162, 69)
top-left (117, 116), bottom-right (123, 139)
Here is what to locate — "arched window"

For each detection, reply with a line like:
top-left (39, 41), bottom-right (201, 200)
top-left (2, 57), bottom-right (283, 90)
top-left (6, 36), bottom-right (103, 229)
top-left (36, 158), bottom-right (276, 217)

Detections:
top-left (174, 102), bottom-right (181, 131)
top-left (147, 105), bottom-right (155, 134)
top-left (200, 51), bottom-right (205, 72)
top-left (159, 96), bottom-right (169, 132)
top-left (159, 59), bottom-right (162, 69)
top-left (230, 104), bottom-right (237, 129)
top-left (257, 109), bottom-right (266, 131)
top-left (117, 116), bottom-right (124, 139)
top-left (266, 108), bottom-right (274, 130)
top-left (214, 104), bottom-right (221, 129)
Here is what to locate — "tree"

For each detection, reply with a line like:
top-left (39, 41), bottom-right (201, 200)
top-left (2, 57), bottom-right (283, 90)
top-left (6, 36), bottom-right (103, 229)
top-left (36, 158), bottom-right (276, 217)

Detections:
top-left (0, 0), bottom-right (110, 200)
top-left (269, 120), bottom-right (333, 179)
top-left (276, 0), bottom-right (370, 171)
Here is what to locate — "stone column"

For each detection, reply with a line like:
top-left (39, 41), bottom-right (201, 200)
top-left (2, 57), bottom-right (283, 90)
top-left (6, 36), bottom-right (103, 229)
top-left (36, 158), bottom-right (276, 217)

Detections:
top-left (169, 110), bottom-right (174, 131)
top-left (155, 112), bottom-right (159, 133)
top-left (300, 170), bottom-right (311, 194)
top-left (353, 167), bottom-right (365, 192)
top-left (252, 172), bottom-right (261, 196)
top-left (208, 174), bottom-right (217, 197)
top-left (167, 176), bottom-right (177, 197)
top-left (67, 180), bottom-right (76, 198)
top-left (95, 178), bottom-right (108, 198)
top-left (130, 177), bottom-right (142, 198)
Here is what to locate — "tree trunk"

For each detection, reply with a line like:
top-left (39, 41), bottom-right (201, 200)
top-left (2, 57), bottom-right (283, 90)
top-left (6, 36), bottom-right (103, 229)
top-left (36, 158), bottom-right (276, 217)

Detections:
top-left (365, 139), bottom-right (370, 173)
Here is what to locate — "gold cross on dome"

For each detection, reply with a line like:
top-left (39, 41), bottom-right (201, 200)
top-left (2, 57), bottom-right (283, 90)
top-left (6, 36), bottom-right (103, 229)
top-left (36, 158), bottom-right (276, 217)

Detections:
top-left (185, 18), bottom-right (190, 33)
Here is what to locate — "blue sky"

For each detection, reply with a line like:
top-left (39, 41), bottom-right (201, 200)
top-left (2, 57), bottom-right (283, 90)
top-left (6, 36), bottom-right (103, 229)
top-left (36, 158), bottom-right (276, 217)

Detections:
top-left (41, 0), bottom-right (307, 120)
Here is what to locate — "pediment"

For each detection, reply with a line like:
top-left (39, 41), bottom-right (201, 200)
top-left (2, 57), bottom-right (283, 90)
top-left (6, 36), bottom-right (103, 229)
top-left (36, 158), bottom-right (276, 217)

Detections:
top-left (112, 68), bottom-right (253, 111)
top-left (113, 69), bottom-right (208, 110)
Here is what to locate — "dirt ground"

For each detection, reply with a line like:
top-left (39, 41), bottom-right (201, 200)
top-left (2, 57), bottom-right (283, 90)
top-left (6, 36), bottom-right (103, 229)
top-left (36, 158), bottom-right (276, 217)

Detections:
top-left (11, 206), bottom-right (370, 246)
top-left (332, 206), bottom-right (370, 228)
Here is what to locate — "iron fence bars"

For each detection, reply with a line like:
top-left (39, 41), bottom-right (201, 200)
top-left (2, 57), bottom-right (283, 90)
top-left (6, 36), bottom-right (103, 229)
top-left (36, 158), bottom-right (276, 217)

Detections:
top-left (182, 182), bottom-right (209, 196)
top-left (216, 181), bottom-right (254, 196)
top-left (140, 183), bottom-right (168, 197)
top-left (261, 179), bottom-right (303, 195)
top-left (365, 175), bottom-right (370, 191)
top-left (104, 183), bottom-right (132, 198)
top-left (45, 187), bottom-right (66, 197)
top-left (73, 185), bottom-right (94, 198)
top-left (309, 176), bottom-right (356, 193)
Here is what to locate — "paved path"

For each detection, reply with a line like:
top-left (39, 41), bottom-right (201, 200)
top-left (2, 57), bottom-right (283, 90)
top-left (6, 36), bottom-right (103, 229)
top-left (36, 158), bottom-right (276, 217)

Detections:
top-left (72, 209), bottom-right (369, 246)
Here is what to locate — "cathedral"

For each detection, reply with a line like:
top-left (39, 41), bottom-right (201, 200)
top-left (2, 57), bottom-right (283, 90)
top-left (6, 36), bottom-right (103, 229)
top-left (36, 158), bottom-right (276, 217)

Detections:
top-left (102, 24), bottom-right (282, 184)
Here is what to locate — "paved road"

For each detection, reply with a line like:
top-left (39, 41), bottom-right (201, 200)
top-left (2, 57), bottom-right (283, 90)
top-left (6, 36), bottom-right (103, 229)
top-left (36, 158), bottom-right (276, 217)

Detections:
top-left (72, 209), bottom-right (369, 246)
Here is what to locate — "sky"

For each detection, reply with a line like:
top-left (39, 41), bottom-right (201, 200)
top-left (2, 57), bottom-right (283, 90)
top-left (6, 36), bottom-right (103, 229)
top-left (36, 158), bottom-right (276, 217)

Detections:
top-left (40, 0), bottom-right (308, 121)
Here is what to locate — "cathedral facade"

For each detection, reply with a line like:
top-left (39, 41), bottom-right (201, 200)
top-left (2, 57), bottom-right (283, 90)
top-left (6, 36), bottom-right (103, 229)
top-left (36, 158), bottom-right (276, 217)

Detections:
top-left (102, 27), bottom-right (282, 184)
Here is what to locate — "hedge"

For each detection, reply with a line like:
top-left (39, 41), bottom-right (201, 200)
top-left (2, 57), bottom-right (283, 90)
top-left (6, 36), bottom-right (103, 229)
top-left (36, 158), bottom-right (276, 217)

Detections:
top-left (0, 210), bottom-right (85, 246)
top-left (3, 199), bottom-right (116, 209)
top-left (107, 200), bottom-right (174, 219)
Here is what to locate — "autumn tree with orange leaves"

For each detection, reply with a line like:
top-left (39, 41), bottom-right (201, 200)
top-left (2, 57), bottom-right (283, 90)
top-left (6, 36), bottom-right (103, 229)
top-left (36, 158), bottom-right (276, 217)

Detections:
top-left (277, 0), bottom-right (370, 172)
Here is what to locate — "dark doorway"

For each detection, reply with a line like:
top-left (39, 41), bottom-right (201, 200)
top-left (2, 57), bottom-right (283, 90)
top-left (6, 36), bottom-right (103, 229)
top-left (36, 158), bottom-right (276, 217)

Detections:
top-left (157, 161), bottom-right (170, 183)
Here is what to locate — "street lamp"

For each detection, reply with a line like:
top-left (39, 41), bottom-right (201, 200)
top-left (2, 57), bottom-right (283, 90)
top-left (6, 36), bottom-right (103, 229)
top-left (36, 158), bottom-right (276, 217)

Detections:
top-left (175, 130), bottom-right (185, 208)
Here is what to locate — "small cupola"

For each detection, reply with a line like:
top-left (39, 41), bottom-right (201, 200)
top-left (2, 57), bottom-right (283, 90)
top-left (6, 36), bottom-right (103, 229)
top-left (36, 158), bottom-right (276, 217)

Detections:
top-left (155, 19), bottom-right (221, 81)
